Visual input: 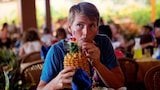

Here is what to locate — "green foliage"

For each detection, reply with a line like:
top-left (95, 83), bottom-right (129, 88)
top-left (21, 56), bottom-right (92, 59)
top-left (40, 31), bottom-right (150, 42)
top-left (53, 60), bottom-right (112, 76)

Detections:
top-left (36, 7), bottom-right (45, 29)
top-left (0, 48), bottom-right (19, 90)
top-left (130, 7), bottom-right (151, 25)
top-left (0, 48), bottom-right (17, 67)
top-left (129, 3), bottom-right (160, 26)
top-left (0, 9), bottom-right (19, 26)
top-left (156, 3), bottom-right (160, 19)
top-left (69, 42), bottom-right (79, 53)
top-left (51, 7), bottom-right (67, 22)
top-left (0, 67), bottom-right (5, 90)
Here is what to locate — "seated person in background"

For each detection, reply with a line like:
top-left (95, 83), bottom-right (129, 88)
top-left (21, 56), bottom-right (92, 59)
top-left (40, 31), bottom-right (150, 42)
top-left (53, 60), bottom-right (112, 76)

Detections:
top-left (51, 27), bottom-right (67, 44)
top-left (41, 27), bottom-right (54, 46)
top-left (109, 23), bottom-right (125, 49)
top-left (40, 27), bottom-right (54, 60)
top-left (0, 22), bottom-right (12, 49)
top-left (152, 18), bottom-right (160, 59)
top-left (154, 18), bottom-right (160, 46)
top-left (37, 2), bottom-right (124, 90)
top-left (41, 27), bottom-right (67, 60)
top-left (19, 28), bottom-right (42, 57)
top-left (99, 25), bottom-right (125, 59)
top-left (140, 25), bottom-right (154, 55)
top-left (55, 27), bottom-right (67, 41)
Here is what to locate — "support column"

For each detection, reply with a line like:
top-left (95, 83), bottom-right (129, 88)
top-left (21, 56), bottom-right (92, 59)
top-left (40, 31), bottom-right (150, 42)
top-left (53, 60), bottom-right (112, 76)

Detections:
top-left (150, 0), bottom-right (156, 22)
top-left (20, 0), bottom-right (37, 31)
top-left (45, 0), bottom-right (52, 30)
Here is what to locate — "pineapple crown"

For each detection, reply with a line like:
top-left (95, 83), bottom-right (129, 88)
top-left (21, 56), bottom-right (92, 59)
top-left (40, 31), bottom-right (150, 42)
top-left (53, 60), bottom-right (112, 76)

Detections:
top-left (67, 37), bottom-right (80, 53)
top-left (69, 42), bottom-right (79, 53)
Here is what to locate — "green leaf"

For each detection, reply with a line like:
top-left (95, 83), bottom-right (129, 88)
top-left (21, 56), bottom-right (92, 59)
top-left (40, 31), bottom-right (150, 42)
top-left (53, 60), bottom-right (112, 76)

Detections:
top-left (69, 42), bottom-right (79, 53)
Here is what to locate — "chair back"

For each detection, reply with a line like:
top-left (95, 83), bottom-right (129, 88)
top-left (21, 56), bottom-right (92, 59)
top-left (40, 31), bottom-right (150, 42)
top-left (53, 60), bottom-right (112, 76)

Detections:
top-left (118, 57), bottom-right (139, 85)
top-left (20, 51), bottom-right (41, 63)
top-left (21, 60), bottom-right (43, 89)
top-left (144, 65), bottom-right (160, 90)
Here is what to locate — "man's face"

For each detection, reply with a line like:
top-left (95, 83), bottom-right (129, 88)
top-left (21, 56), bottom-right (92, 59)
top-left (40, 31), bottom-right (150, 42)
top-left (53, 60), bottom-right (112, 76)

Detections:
top-left (68, 14), bottom-right (98, 44)
top-left (155, 27), bottom-right (160, 38)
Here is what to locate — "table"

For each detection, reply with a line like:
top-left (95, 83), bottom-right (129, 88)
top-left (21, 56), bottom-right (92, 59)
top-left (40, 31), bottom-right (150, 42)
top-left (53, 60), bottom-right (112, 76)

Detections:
top-left (136, 57), bottom-right (160, 82)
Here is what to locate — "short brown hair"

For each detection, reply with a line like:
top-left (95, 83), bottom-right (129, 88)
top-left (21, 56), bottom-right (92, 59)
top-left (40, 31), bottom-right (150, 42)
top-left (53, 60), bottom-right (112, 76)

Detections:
top-left (68, 2), bottom-right (100, 26)
top-left (23, 28), bottom-right (40, 43)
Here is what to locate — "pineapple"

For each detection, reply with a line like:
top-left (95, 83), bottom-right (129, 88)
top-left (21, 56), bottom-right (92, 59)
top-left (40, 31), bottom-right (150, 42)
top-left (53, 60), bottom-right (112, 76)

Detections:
top-left (63, 38), bottom-right (90, 75)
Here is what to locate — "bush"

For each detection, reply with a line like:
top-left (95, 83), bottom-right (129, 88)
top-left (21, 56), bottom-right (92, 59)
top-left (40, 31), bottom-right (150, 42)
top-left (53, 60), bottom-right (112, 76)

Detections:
top-left (130, 7), bottom-right (151, 25)
top-left (0, 48), bottom-right (19, 90)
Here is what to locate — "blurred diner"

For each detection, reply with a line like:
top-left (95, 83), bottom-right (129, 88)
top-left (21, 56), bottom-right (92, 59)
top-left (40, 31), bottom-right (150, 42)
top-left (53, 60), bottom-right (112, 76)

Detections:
top-left (99, 24), bottom-right (125, 59)
top-left (41, 27), bottom-right (54, 46)
top-left (109, 23), bottom-right (125, 49)
top-left (18, 28), bottom-right (42, 57)
top-left (0, 22), bottom-right (12, 49)
top-left (139, 25), bottom-right (154, 56)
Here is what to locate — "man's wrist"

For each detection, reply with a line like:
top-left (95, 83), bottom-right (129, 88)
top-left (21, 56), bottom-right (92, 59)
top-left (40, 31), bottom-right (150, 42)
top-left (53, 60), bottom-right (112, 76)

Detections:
top-left (47, 78), bottom-right (59, 90)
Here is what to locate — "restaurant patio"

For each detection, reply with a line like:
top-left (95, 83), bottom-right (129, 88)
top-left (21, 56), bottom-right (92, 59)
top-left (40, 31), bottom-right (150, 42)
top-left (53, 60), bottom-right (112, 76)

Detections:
top-left (0, 0), bottom-right (160, 90)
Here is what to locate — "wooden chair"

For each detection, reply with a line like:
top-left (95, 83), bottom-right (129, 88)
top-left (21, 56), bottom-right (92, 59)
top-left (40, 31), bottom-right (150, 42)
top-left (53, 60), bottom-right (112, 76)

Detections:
top-left (144, 65), bottom-right (160, 90)
top-left (118, 57), bottom-right (139, 90)
top-left (21, 60), bottom-right (43, 90)
top-left (20, 51), bottom-right (41, 63)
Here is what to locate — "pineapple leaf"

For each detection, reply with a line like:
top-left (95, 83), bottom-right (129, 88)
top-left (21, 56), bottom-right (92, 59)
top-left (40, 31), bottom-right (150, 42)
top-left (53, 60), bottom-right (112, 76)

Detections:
top-left (69, 42), bottom-right (79, 53)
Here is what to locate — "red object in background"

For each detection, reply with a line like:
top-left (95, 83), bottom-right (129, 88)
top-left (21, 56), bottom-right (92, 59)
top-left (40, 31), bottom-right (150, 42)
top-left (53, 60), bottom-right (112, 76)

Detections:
top-left (69, 37), bottom-right (76, 42)
top-left (51, 39), bottom-right (58, 44)
top-left (115, 49), bottom-right (125, 59)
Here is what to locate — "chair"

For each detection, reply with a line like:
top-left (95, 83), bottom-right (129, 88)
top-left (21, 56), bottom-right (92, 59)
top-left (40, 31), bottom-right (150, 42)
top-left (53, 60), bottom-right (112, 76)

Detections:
top-left (118, 57), bottom-right (139, 90)
top-left (21, 60), bottom-right (43, 90)
top-left (20, 51), bottom-right (41, 63)
top-left (144, 65), bottom-right (160, 90)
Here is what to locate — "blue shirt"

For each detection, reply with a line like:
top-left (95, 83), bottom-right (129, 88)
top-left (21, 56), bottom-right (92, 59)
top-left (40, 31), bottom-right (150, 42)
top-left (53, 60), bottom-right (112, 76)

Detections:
top-left (41, 34), bottom-right (118, 83)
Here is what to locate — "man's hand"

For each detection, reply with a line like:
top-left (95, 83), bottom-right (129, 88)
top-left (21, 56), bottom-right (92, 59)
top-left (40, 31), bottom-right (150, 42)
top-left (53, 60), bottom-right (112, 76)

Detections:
top-left (82, 42), bottom-right (100, 64)
top-left (51, 67), bottom-right (76, 89)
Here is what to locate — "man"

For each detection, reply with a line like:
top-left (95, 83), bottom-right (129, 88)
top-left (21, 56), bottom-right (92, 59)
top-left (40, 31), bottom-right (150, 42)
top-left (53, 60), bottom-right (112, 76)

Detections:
top-left (37, 2), bottom-right (124, 90)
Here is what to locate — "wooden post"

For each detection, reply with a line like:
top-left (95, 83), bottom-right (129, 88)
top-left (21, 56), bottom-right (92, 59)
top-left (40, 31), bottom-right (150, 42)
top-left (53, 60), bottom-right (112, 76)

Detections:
top-left (150, 0), bottom-right (156, 22)
top-left (45, 0), bottom-right (52, 30)
top-left (20, 0), bottom-right (37, 31)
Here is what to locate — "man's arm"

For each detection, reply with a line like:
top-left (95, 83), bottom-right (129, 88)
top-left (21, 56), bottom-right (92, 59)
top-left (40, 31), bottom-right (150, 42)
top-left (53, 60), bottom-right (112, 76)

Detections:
top-left (93, 61), bottom-right (125, 89)
top-left (37, 67), bottom-right (76, 90)
top-left (37, 80), bottom-right (49, 90)
top-left (82, 36), bottom-right (125, 89)
top-left (37, 78), bottom-right (61, 90)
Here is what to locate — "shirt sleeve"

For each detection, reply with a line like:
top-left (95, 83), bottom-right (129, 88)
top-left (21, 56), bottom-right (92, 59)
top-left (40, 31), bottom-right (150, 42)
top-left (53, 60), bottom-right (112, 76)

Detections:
top-left (40, 44), bottom-right (64, 83)
top-left (96, 35), bottom-right (118, 69)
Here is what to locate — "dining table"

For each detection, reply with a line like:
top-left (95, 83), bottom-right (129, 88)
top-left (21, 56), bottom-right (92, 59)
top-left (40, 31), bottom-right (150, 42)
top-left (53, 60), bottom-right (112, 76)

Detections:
top-left (135, 57), bottom-right (160, 82)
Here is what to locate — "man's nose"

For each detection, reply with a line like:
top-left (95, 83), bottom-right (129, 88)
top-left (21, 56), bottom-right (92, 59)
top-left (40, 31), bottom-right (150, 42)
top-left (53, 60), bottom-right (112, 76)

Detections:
top-left (82, 26), bottom-right (89, 38)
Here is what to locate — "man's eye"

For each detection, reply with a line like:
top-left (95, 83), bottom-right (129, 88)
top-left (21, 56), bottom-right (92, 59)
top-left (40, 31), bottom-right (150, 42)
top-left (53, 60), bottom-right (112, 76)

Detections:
top-left (91, 24), bottom-right (95, 28)
top-left (77, 24), bottom-right (83, 28)
top-left (90, 24), bottom-right (96, 30)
